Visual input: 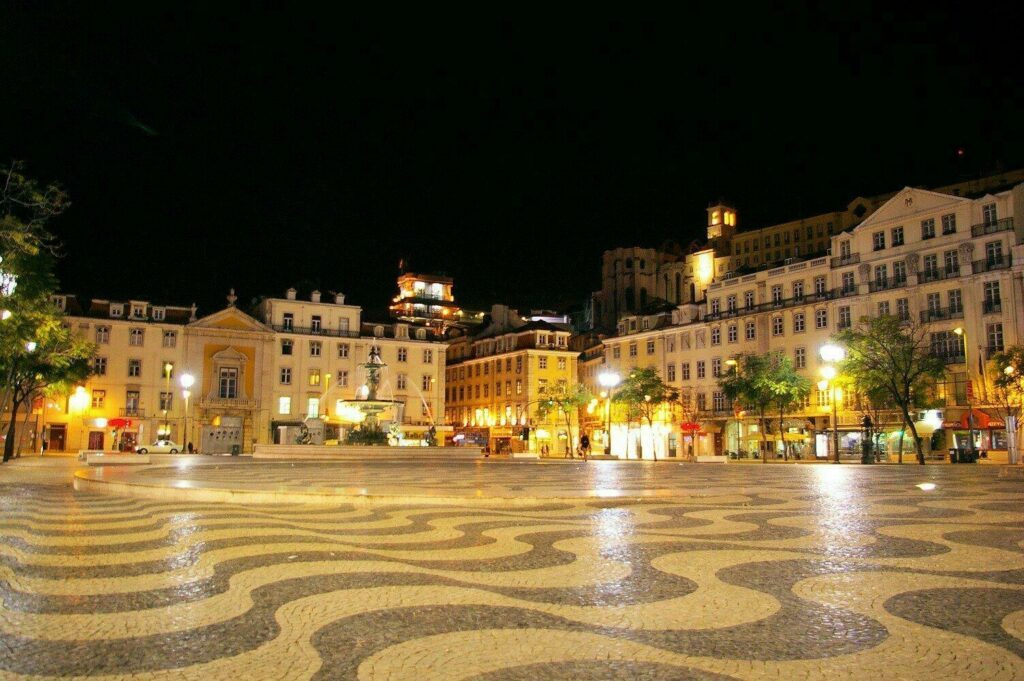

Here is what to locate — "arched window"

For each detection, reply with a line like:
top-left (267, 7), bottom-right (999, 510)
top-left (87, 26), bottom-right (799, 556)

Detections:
top-left (624, 287), bottom-right (635, 311)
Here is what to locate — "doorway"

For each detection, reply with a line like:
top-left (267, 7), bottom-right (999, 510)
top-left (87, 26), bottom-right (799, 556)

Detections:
top-left (48, 424), bottom-right (66, 452)
top-left (88, 431), bottom-right (105, 450)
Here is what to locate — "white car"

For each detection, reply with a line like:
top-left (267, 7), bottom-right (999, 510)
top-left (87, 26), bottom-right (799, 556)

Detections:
top-left (135, 440), bottom-right (183, 454)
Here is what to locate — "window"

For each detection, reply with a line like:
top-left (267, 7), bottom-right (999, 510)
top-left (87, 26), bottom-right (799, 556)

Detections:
top-left (921, 218), bottom-right (935, 240)
top-left (309, 341), bottom-right (321, 357)
top-left (307, 368), bottom-right (321, 387)
top-left (682, 362), bottom-right (691, 380)
top-left (423, 349), bottom-right (433, 363)
top-left (712, 358), bottom-right (722, 377)
top-left (944, 250), bottom-right (959, 274)
top-left (538, 356), bottom-right (548, 369)
top-left (793, 313), bottom-right (805, 333)
top-left (280, 367), bottom-right (291, 384)
top-left (125, 391), bottom-right (140, 412)
top-left (397, 347), bottom-right (408, 362)
top-left (310, 315), bottom-right (321, 333)
top-left (984, 280), bottom-right (1001, 304)
top-left (745, 320), bottom-right (756, 340)
top-left (891, 226), bottom-right (904, 246)
top-left (710, 299), bottom-right (720, 314)
top-left (941, 213), bottom-right (957, 234)
top-left (727, 324), bottom-right (737, 343)
top-left (696, 360), bottom-right (706, 379)
top-left (872, 232), bottom-right (885, 250)
top-left (792, 281), bottom-right (804, 300)
top-left (515, 379), bottom-right (522, 395)
top-left (744, 290), bottom-right (755, 308)
top-left (696, 393), bottom-right (706, 411)
top-left (987, 323), bottom-right (1004, 352)
top-left (152, 308), bottom-right (165, 321)
top-left (159, 392), bottom-right (173, 411)
top-left (129, 328), bottom-right (144, 346)
top-left (795, 347), bottom-right (806, 369)
top-left (646, 339), bottom-right (655, 354)
top-left (814, 276), bottom-right (826, 295)
top-left (948, 289), bottom-right (962, 313)
top-left (483, 362), bottom-right (489, 375)
top-left (726, 295), bottom-right (736, 312)
top-left (629, 343), bottom-right (637, 358)
top-left (931, 331), bottom-right (964, 359)
top-left (282, 313), bottom-right (294, 330)
top-left (838, 306), bottom-right (851, 329)
top-left (612, 346), bottom-right (621, 359)
top-left (558, 357), bottom-right (566, 370)
top-left (516, 356), bottom-right (523, 372)
top-left (93, 356), bottom-right (107, 375)
top-left (815, 309), bottom-right (828, 329)
top-left (893, 261), bottom-right (907, 285)
top-left (982, 203), bottom-right (997, 226)
top-left (128, 359), bottom-right (141, 377)
top-left (337, 370), bottom-right (348, 387)
top-left (772, 316), bottom-right (784, 336)
top-left (306, 397), bottom-right (320, 417)
top-left (162, 330), bottom-right (177, 348)
top-left (985, 240), bottom-right (1003, 264)
top-left (422, 374), bottom-right (432, 391)
top-left (109, 305), bottom-right (122, 318)
top-left (219, 367), bottom-right (238, 398)
top-left (878, 301), bottom-right (890, 317)
top-left (397, 373), bottom-right (407, 390)
top-left (91, 389), bottom-right (105, 409)
top-left (667, 363), bottom-right (676, 381)
top-left (337, 343), bottom-right (350, 359)
top-left (95, 326), bottom-right (110, 344)
top-left (842, 271), bottom-right (855, 293)
top-left (278, 396), bottom-right (291, 414)
top-left (771, 285), bottom-right (783, 303)
top-left (505, 381), bottom-right (511, 397)
top-left (281, 339), bottom-right (293, 355)
top-left (713, 391), bottom-right (726, 411)
top-left (926, 292), bottom-right (941, 313)
top-left (711, 328), bottom-right (721, 345)
top-left (483, 384), bottom-right (489, 398)
top-left (923, 254), bottom-right (938, 276)
top-left (897, 298), bottom-right (910, 321)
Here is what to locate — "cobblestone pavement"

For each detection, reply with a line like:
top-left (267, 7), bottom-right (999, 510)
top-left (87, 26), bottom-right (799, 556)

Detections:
top-left (1, 457), bottom-right (1023, 680)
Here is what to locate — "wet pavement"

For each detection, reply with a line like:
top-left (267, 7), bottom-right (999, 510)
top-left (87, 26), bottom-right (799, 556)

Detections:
top-left (1, 457), bottom-right (1022, 679)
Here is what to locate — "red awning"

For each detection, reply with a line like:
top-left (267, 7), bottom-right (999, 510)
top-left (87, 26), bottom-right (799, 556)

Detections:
top-left (680, 422), bottom-right (702, 433)
top-left (943, 410), bottom-right (1005, 430)
top-left (107, 418), bottom-right (133, 429)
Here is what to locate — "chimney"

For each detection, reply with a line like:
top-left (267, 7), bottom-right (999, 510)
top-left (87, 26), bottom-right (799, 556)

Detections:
top-left (335, 292), bottom-right (345, 304)
top-left (285, 287), bottom-right (297, 300)
top-left (311, 290), bottom-right (321, 303)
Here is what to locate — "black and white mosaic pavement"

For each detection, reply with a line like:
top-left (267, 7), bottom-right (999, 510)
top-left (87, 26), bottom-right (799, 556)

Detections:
top-left (1, 457), bottom-right (1022, 679)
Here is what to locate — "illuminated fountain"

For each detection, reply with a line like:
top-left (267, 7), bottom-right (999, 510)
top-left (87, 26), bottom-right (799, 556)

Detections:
top-left (335, 345), bottom-right (405, 445)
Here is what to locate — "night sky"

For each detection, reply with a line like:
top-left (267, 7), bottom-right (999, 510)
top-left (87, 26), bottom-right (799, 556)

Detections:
top-left (1, 4), bottom-right (1021, 319)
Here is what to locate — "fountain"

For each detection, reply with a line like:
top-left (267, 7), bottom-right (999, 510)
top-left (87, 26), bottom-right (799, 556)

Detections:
top-left (335, 345), bottom-right (405, 445)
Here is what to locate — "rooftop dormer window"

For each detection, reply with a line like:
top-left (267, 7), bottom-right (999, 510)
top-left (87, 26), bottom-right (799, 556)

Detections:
top-left (131, 305), bottom-right (145, 318)
top-left (110, 304), bottom-right (123, 318)
top-left (152, 307), bottom-right (165, 321)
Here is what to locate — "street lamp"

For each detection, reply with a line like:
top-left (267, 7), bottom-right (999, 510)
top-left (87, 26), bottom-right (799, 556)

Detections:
top-left (180, 373), bottom-right (194, 451)
top-left (162, 363), bottom-right (174, 439)
top-left (598, 371), bottom-right (621, 455)
top-left (1005, 364), bottom-right (1019, 465)
top-left (819, 343), bottom-right (846, 463)
top-left (952, 326), bottom-right (978, 460)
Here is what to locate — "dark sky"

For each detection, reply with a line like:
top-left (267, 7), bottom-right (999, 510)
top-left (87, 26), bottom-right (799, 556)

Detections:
top-left (1, 4), bottom-right (1021, 319)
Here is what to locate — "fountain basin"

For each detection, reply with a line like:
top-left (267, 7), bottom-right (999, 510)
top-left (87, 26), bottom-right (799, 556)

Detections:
top-left (253, 443), bottom-right (481, 460)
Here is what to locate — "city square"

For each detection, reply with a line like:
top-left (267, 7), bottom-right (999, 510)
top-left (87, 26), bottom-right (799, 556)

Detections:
top-left (1, 455), bottom-right (1022, 679)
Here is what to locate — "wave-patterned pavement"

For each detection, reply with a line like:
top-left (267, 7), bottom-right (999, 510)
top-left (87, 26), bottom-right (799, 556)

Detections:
top-left (0, 458), bottom-right (1022, 680)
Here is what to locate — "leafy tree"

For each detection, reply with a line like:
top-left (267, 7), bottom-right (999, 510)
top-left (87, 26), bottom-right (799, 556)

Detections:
top-left (835, 316), bottom-right (945, 465)
top-left (537, 382), bottom-right (592, 456)
top-left (720, 352), bottom-right (808, 462)
top-left (990, 346), bottom-right (1024, 464)
top-left (846, 381), bottom-right (900, 461)
top-left (612, 367), bottom-right (678, 460)
top-left (0, 161), bottom-right (68, 259)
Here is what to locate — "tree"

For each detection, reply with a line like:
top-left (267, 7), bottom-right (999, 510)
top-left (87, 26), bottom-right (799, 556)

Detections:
top-left (990, 347), bottom-right (1024, 465)
top-left (612, 367), bottom-right (678, 460)
top-left (2, 312), bottom-right (94, 461)
top-left (847, 381), bottom-right (900, 461)
top-left (766, 356), bottom-right (812, 461)
top-left (537, 382), bottom-right (592, 457)
top-left (1, 161), bottom-right (67, 260)
top-left (835, 316), bottom-right (945, 465)
top-left (720, 353), bottom-right (808, 462)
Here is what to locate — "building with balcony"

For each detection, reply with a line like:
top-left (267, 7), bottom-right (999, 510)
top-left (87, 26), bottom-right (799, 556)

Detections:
top-left (444, 304), bottom-right (578, 454)
top-left (598, 176), bottom-right (1024, 461)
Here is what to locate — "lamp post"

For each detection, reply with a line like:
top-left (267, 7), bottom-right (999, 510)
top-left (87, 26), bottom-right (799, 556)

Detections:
top-left (598, 371), bottom-right (621, 456)
top-left (819, 344), bottom-right (846, 463)
top-left (1005, 364), bottom-right (1019, 465)
top-left (724, 358), bottom-right (740, 457)
top-left (952, 326), bottom-right (978, 460)
top-left (180, 373), bottom-right (194, 451)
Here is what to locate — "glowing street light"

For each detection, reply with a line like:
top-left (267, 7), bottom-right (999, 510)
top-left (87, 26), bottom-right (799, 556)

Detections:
top-left (598, 371), bottom-right (621, 455)
top-left (952, 326), bottom-right (978, 459)
top-left (180, 373), bottom-right (194, 452)
top-left (819, 344), bottom-right (846, 463)
top-left (1, 309), bottom-right (11, 320)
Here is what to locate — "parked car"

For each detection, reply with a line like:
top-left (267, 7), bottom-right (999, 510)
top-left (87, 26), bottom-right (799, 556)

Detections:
top-left (135, 440), bottom-right (182, 454)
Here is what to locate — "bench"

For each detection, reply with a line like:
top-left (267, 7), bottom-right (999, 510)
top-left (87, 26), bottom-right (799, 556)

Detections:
top-left (83, 452), bottom-right (150, 465)
top-left (695, 455), bottom-right (729, 463)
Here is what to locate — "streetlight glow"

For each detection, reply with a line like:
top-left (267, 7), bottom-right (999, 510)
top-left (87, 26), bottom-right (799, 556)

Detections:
top-left (180, 373), bottom-right (195, 389)
top-left (598, 371), bottom-right (621, 388)
top-left (819, 343), bottom-right (845, 363)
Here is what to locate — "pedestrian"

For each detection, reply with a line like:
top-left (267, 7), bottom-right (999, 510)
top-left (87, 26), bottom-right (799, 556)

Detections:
top-left (187, 441), bottom-right (194, 454)
top-left (580, 433), bottom-right (590, 461)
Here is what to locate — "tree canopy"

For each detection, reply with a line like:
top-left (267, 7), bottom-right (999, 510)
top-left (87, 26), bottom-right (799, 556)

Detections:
top-left (612, 367), bottom-right (678, 460)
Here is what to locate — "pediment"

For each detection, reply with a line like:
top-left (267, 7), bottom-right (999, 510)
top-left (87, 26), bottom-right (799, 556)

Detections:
top-left (189, 307), bottom-right (273, 334)
top-left (211, 346), bottom-right (250, 364)
top-left (853, 187), bottom-right (968, 232)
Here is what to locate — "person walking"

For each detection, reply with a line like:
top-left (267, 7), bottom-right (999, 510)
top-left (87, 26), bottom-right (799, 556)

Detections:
top-left (580, 433), bottom-right (590, 461)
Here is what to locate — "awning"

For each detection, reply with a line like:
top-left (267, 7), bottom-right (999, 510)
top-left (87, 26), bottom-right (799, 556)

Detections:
top-left (107, 418), bottom-right (133, 429)
top-left (944, 409), bottom-right (1005, 430)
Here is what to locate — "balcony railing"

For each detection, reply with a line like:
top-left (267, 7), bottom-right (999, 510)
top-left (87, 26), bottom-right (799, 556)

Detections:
top-left (868, 278), bottom-right (905, 293)
top-left (272, 324), bottom-right (360, 338)
top-left (986, 345), bottom-right (1006, 359)
top-left (920, 307), bottom-right (965, 323)
top-left (933, 351), bottom-right (966, 365)
top-left (919, 266), bottom-right (960, 283)
top-left (983, 299), bottom-right (1003, 314)
top-left (198, 396), bottom-right (259, 410)
top-left (973, 255), bottom-right (1012, 273)
top-left (704, 289), bottom-right (843, 322)
top-left (971, 217), bottom-right (1014, 237)
top-left (830, 253), bottom-right (860, 268)
top-left (119, 408), bottom-right (145, 418)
